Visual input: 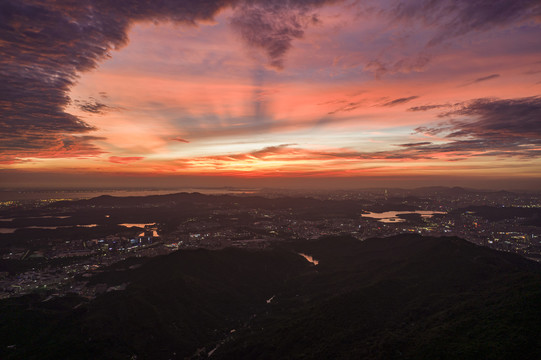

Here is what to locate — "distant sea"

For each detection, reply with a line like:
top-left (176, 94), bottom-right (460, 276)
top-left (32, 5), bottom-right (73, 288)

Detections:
top-left (0, 188), bottom-right (258, 202)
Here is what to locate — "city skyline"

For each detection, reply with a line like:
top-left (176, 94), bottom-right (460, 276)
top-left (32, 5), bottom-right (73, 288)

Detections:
top-left (1, 0), bottom-right (540, 189)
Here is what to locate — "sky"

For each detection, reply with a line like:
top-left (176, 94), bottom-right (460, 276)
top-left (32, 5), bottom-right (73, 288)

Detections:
top-left (1, 0), bottom-right (540, 189)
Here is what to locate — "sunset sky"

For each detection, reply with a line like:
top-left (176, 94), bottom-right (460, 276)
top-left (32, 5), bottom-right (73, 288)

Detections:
top-left (1, 0), bottom-right (540, 189)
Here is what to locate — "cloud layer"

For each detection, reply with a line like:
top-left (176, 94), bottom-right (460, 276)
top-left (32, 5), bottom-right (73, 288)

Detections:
top-left (361, 0), bottom-right (541, 76)
top-left (171, 96), bottom-right (541, 172)
top-left (1, 0), bottom-right (540, 184)
top-left (389, 0), bottom-right (541, 45)
top-left (414, 96), bottom-right (541, 158)
top-left (230, 2), bottom-right (326, 69)
top-left (0, 0), bottom-right (336, 162)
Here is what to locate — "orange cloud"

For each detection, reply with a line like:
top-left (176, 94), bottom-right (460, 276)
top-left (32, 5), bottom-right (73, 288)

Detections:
top-left (108, 156), bottom-right (145, 164)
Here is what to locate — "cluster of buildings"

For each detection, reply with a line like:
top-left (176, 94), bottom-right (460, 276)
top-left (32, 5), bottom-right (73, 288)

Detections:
top-left (0, 189), bottom-right (540, 299)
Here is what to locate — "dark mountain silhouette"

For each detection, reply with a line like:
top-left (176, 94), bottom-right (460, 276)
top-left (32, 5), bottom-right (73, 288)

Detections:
top-left (1, 234), bottom-right (541, 359)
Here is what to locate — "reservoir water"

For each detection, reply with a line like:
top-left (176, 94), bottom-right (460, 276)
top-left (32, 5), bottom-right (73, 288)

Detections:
top-left (298, 253), bottom-right (319, 265)
top-left (361, 210), bottom-right (446, 223)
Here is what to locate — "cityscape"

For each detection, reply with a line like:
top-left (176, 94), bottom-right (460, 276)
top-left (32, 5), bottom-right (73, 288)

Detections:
top-left (1, 187), bottom-right (539, 300)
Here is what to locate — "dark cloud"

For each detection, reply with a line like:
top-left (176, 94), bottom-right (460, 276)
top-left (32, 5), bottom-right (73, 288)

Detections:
top-left (390, 0), bottom-right (541, 46)
top-left (408, 104), bottom-right (449, 112)
top-left (381, 96), bottom-right (419, 107)
top-left (230, 2), bottom-right (331, 69)
top-left (75, 98), bottom-right (115, 114)
top-left (362, 0), bottom-right (540, 77)
top-left (1, 0), bottom-right (122, 162)
top-left (472, 74), bottom-right (500, 83)
top-left (414, 96), bottom-right (541, 158)
top-left (397, 142), bottom-right (432, 147)
top-left (460, 74), bottom-right (501, 87)
top-left (1, 0), bottom-right (336, 162)
top-left (172, 137), bottom-right (190, 143)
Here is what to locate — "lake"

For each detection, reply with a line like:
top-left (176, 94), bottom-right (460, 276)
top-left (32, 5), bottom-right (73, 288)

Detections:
top-left (361, 211), bottom-right (446, 223)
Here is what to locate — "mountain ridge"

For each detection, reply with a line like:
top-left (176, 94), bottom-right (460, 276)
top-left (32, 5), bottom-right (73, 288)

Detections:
top-left (1, 234), bottom-right (540, 359)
